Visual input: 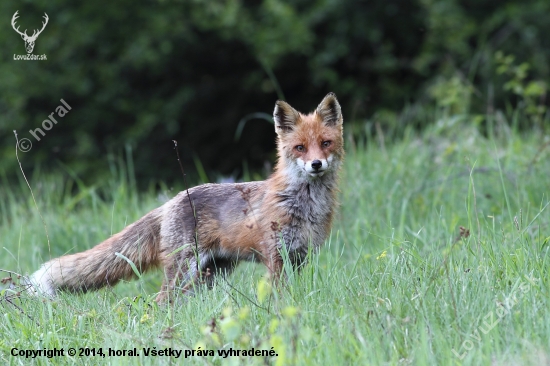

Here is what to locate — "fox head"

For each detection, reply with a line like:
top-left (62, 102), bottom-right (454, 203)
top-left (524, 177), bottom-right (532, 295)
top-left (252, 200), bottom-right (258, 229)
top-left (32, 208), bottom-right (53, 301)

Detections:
top-left (273, 93), bottom-right (344, 181)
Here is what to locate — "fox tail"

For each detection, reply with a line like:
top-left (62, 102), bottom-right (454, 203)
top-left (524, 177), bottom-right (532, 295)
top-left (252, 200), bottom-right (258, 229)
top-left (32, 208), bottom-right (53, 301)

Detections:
top-left (27, 208), bottom-right (163, 296)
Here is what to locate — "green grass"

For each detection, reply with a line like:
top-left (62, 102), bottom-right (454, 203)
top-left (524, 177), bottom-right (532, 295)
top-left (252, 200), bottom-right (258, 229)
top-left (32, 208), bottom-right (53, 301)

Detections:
top-left (1, 119), bottom-right (549, 365)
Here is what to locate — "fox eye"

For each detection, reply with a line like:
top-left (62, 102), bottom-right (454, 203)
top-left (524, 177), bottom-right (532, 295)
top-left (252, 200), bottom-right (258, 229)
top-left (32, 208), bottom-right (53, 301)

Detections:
top-left (295, 145), bottom-right (305, 152)
top-left (322, 141), bottom-right (332, 148)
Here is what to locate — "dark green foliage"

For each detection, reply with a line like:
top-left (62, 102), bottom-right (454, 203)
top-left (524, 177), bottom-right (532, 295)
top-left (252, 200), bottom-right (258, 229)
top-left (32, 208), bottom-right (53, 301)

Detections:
top-left (1, 0), bottom-right (548, 187)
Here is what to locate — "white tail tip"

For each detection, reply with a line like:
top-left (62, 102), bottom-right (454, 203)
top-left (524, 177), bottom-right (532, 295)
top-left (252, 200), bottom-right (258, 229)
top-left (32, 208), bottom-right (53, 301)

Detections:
top-left (26, 264), bottom-right (56, 297)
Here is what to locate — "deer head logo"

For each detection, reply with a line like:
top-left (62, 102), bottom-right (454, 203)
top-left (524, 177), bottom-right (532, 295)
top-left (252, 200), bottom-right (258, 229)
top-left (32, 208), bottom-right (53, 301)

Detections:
top-left (11, 11), bottom-right (49, 54)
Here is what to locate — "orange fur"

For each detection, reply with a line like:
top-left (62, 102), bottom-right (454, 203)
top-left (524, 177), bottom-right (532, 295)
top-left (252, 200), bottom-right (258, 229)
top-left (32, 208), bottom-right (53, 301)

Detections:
top-left (28, 93), bottom-right (344, 303)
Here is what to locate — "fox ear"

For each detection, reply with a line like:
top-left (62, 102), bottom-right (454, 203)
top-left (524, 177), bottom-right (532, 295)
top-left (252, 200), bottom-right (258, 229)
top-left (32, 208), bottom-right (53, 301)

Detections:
top-left (273, 100), bottom-right (300, 135)
top-left (316, 92), bottom-right (342, 127)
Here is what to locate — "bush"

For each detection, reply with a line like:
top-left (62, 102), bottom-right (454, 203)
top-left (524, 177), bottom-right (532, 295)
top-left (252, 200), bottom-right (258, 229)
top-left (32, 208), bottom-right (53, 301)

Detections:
top-left (1, 0), bottom-right (548, 186)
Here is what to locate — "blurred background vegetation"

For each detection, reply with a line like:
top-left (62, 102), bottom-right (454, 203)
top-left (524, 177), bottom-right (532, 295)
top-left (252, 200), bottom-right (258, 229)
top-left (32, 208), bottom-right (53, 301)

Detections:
top-left (1, 0), bottom-right (548, 188)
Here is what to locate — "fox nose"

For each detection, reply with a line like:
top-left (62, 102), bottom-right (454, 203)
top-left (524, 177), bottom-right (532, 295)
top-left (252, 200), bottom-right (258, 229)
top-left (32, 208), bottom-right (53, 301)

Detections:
top-left (311, 160), bottom-right (322, 170)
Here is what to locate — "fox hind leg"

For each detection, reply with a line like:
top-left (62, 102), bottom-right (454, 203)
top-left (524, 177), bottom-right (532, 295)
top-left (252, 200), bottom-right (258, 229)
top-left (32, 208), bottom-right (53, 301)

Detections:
top-left (156, 245), bottom-right (198, 303)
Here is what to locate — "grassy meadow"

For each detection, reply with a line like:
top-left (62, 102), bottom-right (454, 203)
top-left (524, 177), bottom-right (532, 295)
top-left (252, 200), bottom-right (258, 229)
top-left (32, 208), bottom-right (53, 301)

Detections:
top-left (1, 118), bottom-right (549, 365)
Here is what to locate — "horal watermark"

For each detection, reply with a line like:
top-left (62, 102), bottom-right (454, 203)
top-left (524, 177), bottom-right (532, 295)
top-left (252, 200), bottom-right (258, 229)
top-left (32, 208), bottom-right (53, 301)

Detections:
top-left (17, 99), bottom-right (72, 152)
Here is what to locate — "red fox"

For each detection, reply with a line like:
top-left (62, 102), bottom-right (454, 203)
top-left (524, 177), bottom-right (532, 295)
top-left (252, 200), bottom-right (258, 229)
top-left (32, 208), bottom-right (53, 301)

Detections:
top-left (28, 93), bottom-right (344, 303)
